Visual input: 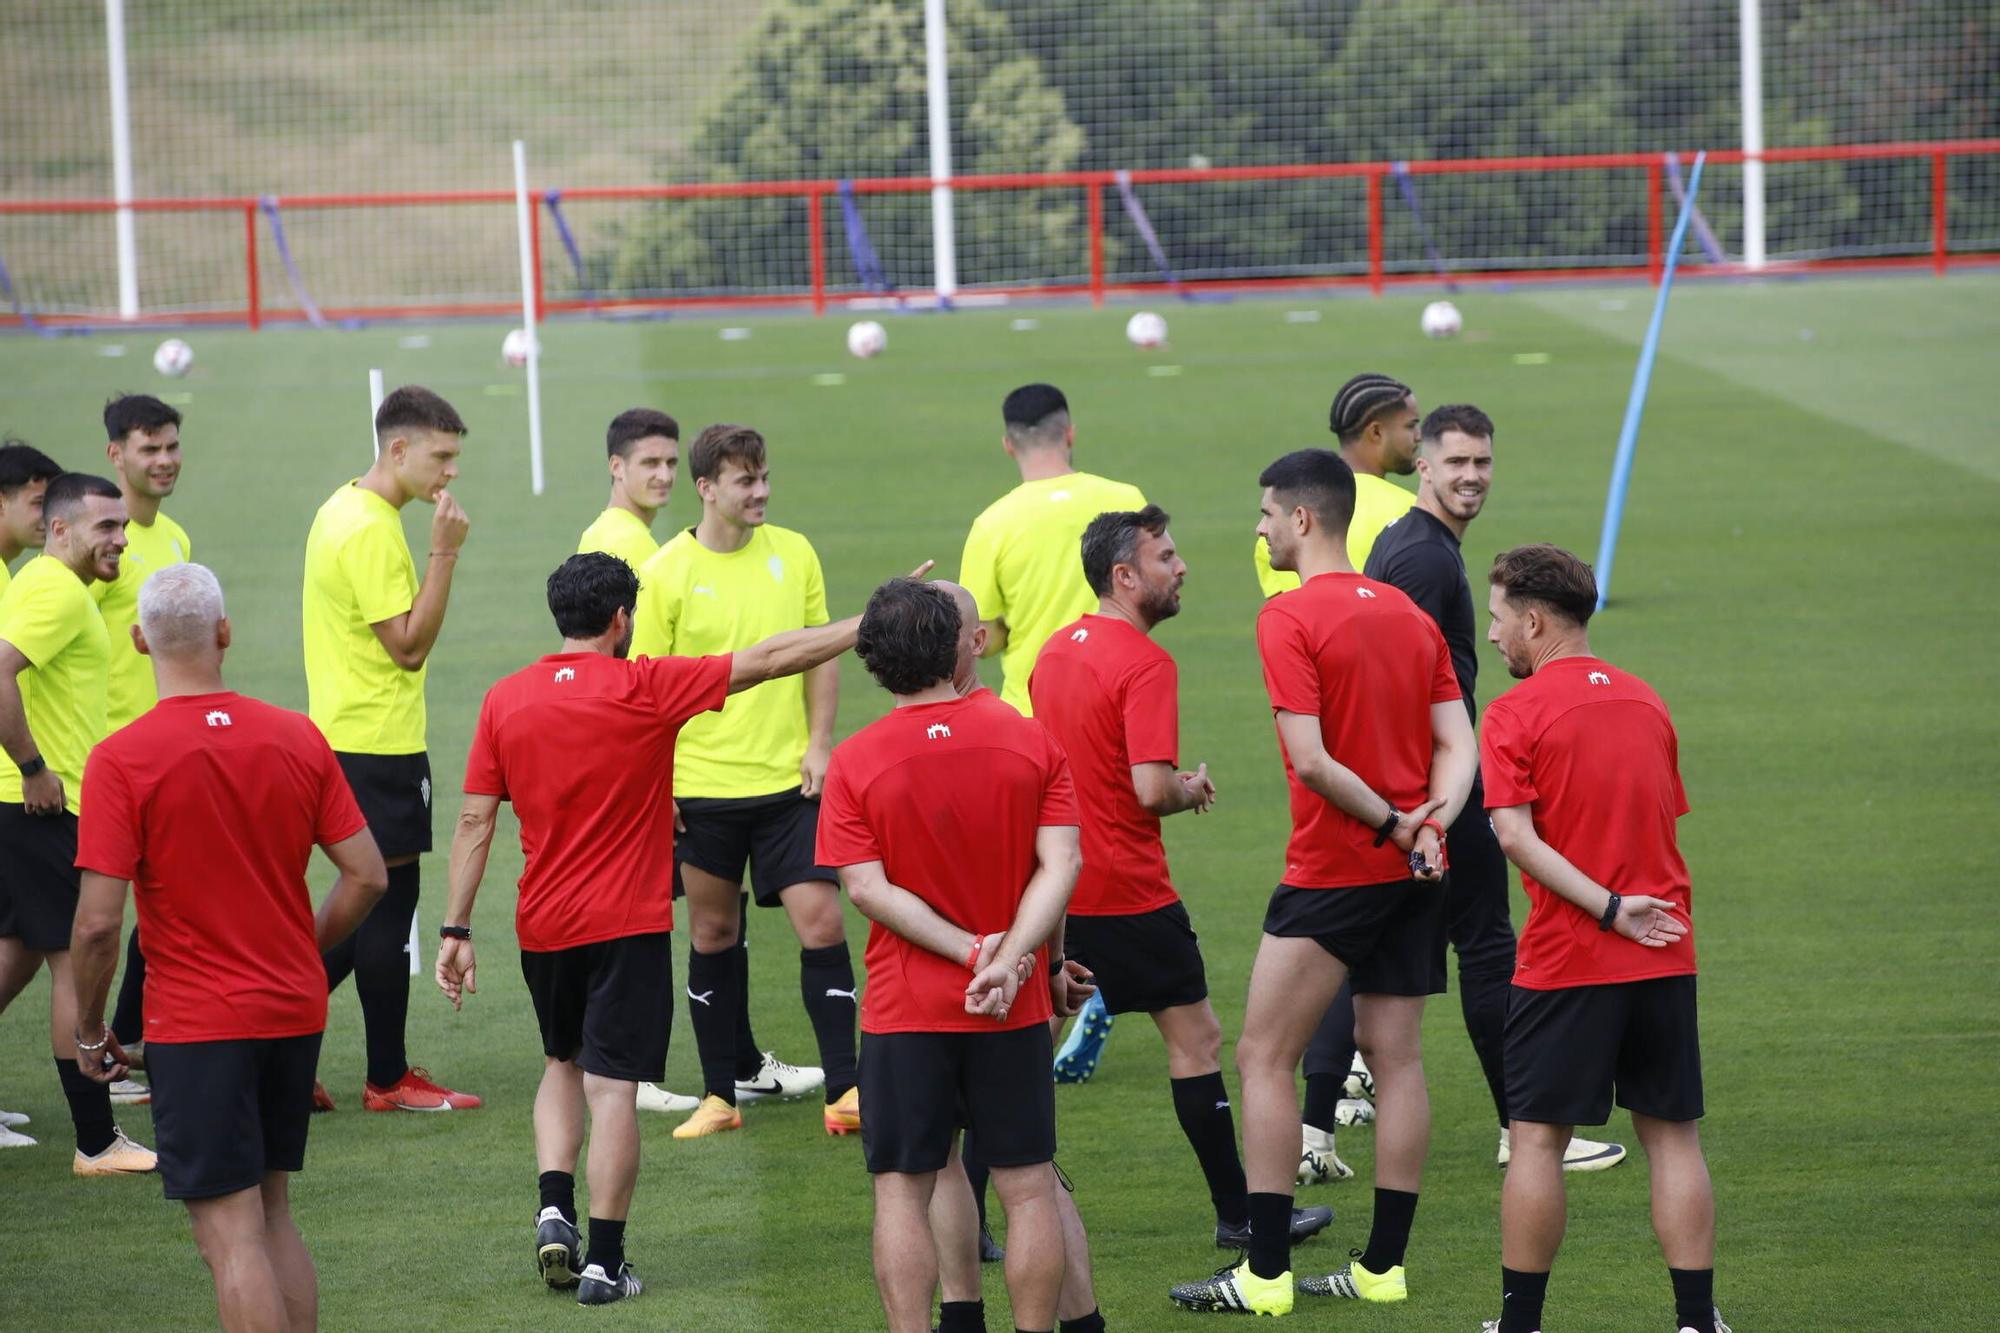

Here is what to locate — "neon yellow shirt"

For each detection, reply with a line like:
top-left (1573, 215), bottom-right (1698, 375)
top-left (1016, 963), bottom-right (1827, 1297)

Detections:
top-left (959, 471), bottom-right (1146, 714)
top-left (92, 510), bottom-right (192, 730)
top-left (632, 524), bottom-right (827, 798)
top-left (302, 483), bottom-right (425, 755)
top-left (1253, 472), bottom-right (1417, 598)
top-left (0, 555), bottom-right (109, 811)
top-left (577, 506), bottom-right (660, 573)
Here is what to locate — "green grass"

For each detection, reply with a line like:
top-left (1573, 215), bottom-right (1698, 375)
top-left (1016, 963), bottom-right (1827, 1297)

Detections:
top-left (1, 276), bottom-right (1997, 1330)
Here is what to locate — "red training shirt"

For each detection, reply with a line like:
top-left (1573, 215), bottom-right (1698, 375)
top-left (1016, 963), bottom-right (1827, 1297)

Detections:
top-left (76, 692), bottom-right (366, 1043)
top-left (1257, 572), bottom-right (1460, 888)
top-left (1029, 613), bottom-right (1180, 916)
top-left (815, 689), bottom-right (1077, 1034)
top-left (464, 652), bottom-right (729, 952)
top-left (1481, 655), bottom-right (1696, 990)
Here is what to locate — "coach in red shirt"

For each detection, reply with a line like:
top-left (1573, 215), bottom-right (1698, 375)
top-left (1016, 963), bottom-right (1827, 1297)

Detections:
top-left (435, 551), bottom-right (875, 1309)
top-left (817, 576), bottom-right (1083, 1333)
top-left (1172, 449), bottom-right (1476, 1318)
top-left (70, 563), bottom-right (389, 1332)
top-left (1478, 543), bottom-right (1720, 1333)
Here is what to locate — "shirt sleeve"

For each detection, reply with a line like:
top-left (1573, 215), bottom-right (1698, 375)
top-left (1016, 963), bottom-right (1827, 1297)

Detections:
top-left (629, 553), bottom-right (678, 658)
top-left (312, 729), bottom-right (369, 844)
top-left (812, 752), bottom-right (879, 867)
top-left (1479, 699), bottom-right (1538, 808)
top-left (1038, 737), bottom-right (1080, 826)
top-left (338, 521), bottom-right (415, 626)
top-left (1121, 659), bottom-right (1179, 767)
top-left (462, 690), bottom-right (508, 798)
top-left (0, 575), bottom-right (82, 668)
top-left (1255, 604), bottom-right (1321, 716)
top-left (801, 539), bottom-right (829, 629)
top-left (1425, 616), bottom-right (1462, 705)
top-left (74, 747), bottom-right (140, 880)
top-left (958, 514), bottom-right (1005, 622)
top-left (647, 654), bottom-right (732, 726)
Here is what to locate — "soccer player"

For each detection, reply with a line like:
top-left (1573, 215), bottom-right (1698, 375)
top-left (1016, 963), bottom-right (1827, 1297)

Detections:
top-left (1032, 505), bottom-right (1332, 1252)
top-left (93, 394), bottom-right (194, 1087)
top-left (1478, 544), bottom-right (1724, 1333)
top-left (302, 384), bottom-right (479, 1112)
top-left (816, 576), bottom-right (1083, 1333)
top-left (1364, 405), bottom-right (1626, 1173)
top-left (1170, 449), bottom-right (1475, 1317)
top-left (0, 471), bottom-right (156, 1174)
top-left (632, 424), bottom-right (851, 1137)
top-left (69, 563), bottom-right (389, 1330)
top-left (1253, 372), bottom-right (1419, 598)
top-left (576, 407), bottom-right (679, 570)
top-left (437, 552), bottom-right (883, 1306)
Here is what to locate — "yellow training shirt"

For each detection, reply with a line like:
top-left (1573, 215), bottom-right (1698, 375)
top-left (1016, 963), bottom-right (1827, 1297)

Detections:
top-left (92, 510), bottom-right (192, 730)
top-left (1252, 471), bottom-right (1417, 598)
top-left (0, 555), bottom-right (109, 812)
top-left (631, 524), bottom-right (827, 798)
top-left (959, 471), bottom-right (1146, 715)
top-left (302, 482), bottom-right (426, 755)
top-left (577, 506), bottom-right (660, 573)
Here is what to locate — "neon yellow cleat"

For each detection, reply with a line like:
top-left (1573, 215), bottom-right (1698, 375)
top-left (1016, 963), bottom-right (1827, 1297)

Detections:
top-left (671, 1094), bottom-right (743, 1140)
top-left (1299, 1253), bottom-right (1406, 1302)
top-left (824, 1086), bottom-right (861, 1136)
top-left (1169, 1258), bottom-right (1294, 1316)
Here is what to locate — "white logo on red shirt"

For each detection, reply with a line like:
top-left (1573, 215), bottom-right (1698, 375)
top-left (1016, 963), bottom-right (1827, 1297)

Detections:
top-left (926, 723), bottom-right (953, 740)
top-left (204, 710), bottom-right (232, 727)
top-left (1588, 671), bottom-right (1611, 685)
top-left (1071, 628), bottom-right (1089, 642)
top-left (1356, 588), bottom-right (1377, 599)
top-left (553, 666), bottom-right (577, 683)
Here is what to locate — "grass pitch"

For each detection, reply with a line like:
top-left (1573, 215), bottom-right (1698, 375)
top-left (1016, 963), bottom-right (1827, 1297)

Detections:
top-left (0, 276), bottom-right (1996, 1330)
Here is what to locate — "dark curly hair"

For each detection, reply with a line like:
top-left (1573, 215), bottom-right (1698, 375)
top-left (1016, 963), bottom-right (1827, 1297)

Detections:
top-left (855, 578), bottom-right (959, 696)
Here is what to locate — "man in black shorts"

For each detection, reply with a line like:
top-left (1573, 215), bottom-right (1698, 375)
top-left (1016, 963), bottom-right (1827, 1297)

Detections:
top-left (71, 563), bottom-right (389, 1328)
top-left (438, 553), bottom-right (876, 1305)
top-left (1171, 450), bottom-right (1476, 1316)
top-left (817, 576), bottom-right (1086, 1333)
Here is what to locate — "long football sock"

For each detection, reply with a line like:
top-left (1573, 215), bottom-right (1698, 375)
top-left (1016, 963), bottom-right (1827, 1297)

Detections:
top-left (799, 942), bottom-right (858, 1101)
top-left (539, 1170), bottom-right (576, 1226)
top-left (1359, 1187), bottom-right (1419, 1273)
top-left (1170, 1071), bottom-right (1248, 1227)
top-left (56, 1057), bottom-right (116, 1156)
top-left (585, 1216), bottom-right (626, 1274)
top-left (1669, 1267), bottom-right (1715, 1332)
top-left (1058, 1311), bottom-right (1106, 1333)
top-left (355, 861), bottom-right (419, 1088)
top-left (937, 1299), bottom-right (986, 1332)
top-left (1499, 1266), bottom-right (1548, 1333)
top-left (962, 1130), bottom-right (992, 1228)
top-left (1246, 1191), bottom-right (1293, 1279)
top-left (1301, 1071), bottom-right (1343, 1133)
top-left (687, 945), bottom-right (739, 1105)
top-left (732, 896), bottom-right (762, 1082)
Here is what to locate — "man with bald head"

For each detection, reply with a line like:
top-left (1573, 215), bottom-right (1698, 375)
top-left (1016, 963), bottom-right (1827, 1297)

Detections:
top-left (71, 563), bottom-right (390, 1329)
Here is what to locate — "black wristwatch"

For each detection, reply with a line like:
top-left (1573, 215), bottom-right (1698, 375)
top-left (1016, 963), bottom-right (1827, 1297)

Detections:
top-left (438, 924), bottom-right (472, 941)
top-left (1597, 893), bottom-right (1622, 932)
top-left (17, 755), bottom-right (46, 779)
top-left (1372, 808), bottom-right (1401, 847)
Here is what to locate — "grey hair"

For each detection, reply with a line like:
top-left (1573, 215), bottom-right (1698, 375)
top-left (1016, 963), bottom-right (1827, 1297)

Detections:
top-left (137, 562), bottom-right (226, 656)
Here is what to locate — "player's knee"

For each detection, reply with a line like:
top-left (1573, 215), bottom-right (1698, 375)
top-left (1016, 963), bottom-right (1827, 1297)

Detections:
top-left (688, 911), bottom-right (740, 953)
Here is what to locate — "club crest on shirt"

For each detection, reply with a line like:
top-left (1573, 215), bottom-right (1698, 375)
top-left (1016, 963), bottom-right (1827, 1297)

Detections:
top-left (204, 710), bottom-right (232, 728)
top-left (553, 666), bottom-right (577, 684)
top-left (768, 555), bottom-right (785, 582)
top-left (1588, 671), bottom-right (1611, 685)
top-left (926, 723), bottom-right (953, 740)
top-left (1070, 628), bottom-right (1089, 642)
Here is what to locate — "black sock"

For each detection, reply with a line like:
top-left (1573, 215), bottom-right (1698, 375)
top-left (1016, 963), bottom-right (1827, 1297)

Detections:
top-left (356, 861), bottom-right (419, 1088)
top-left (1058, 1311), bottom-right (1105, 1333)
top-left (799, 942), bottom-right (859, 1101)
top-left (1499, 1266), bottom-right (1549, 1333)
top-left (56, 1057), bottom-right (116, 1156)
top-left (963, 1131), bottom-right (991, 1228)
top-left (687, 945), bottom-right (739, 1104)
top-left (1359, 1187), bottom-right (1419, 1273)
top-left (1301, 1071), bottom-right (1342, 1134)
top-left (1669, 1267), bottom-right (1714, 1332)
top-left (109, 928), bottom-right (146, 1044)
top-left (538, 1170), bottom-right (576, 1226)
top-left (1246, 1191), bottom-right (1293, 1279)
top-left (938, 1299), bottom-right (986, 1332)
top-left (732, 897), bottom-right (763, 1081)
top-left (1170, 1072), bottom-right (1248, 1227)
top-left (585, 1216), bottom-right (626, 1274)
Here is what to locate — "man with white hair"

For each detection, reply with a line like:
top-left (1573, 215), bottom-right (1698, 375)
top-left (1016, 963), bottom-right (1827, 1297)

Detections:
top-left (72, 563), bottom-right (391, 1330)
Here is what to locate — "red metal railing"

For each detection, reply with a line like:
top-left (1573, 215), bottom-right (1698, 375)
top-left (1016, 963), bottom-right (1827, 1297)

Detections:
top-left (2, 139), bottom-right (1995, 328)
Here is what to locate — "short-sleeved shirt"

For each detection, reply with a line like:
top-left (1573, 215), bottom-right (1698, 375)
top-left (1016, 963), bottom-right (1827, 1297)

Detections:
top-left (0, 555), bottom-right (109, 812)
top-left (465, 651), bottom-right (730, 952)
top-left (577, 506), bottom-right (660, 573)
top-left (959, 472), bottom-right (1147, 715)
top-left (1257, 572), bottom-right (1459, 888)
top-left (1481, 656), bottom-right (1695, 990)
top-left (302, 483), bottom-right (425, 755)
top-left (1254, 472), bottom-right (1417, 598)
top-left (816, 689), bottom-right (1077, 1034)
top-left (631, 524), bottom-right (827, 799)
top-left (1028, 614), bottom-right (1179, 916)
top-left (92, 510), bottom-right (193, 730)
top-left (1365, 507), bottom-right (1477, 722)
top-left (75, 692), bottom-right (365, 1042)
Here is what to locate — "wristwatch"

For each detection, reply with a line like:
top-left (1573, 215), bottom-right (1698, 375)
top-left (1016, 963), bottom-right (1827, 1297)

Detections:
top-left (1597, 893), bottom-right (1623, 932)
top-left (17, 755), bottom-right (46, 779)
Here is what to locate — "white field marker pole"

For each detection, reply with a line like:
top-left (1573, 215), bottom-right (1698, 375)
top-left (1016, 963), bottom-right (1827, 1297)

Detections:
top-left (1739, 0), bottom-right (1767, 269)
top-left (922, 0), bottom-right (958, 304)
top-left (104, 0), bottom-right (139, 319)
top-left (512, 140), bottom-right (547, 496)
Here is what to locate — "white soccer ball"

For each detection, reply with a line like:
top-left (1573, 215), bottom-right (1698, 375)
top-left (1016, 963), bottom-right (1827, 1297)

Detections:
top-left (501, 327), bottom-right (538, 367)
top-left (1125, 311), bottom-right (1168, 348)
top-left (1420, 300), bottom-right (1463, 340)
top-left (846, 319), bottom-right (887, 359)
top-left (152, 338), bottom-right (193, 378)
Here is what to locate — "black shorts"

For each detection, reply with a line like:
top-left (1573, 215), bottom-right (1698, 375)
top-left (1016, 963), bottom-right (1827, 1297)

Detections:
top-left (519, 932), bottom-right (674, 1082)
top-left (1505, 975), bottom-right (1703, 1126)
top-left (676, 788), bottom-right (835, 907)
top-left (1263, 879), bottom-right (1447, 997)
top-left (0, 803), bottom-right (80, 952)
top-left (1064, 902), bottom-right (1209, 1016)
top-left (334, 751), bottom-right (432, 859)
top-left (149, 1032), bottom-right (323, 1201)
top-left (859, 1025), bottom-right (1056, 1175)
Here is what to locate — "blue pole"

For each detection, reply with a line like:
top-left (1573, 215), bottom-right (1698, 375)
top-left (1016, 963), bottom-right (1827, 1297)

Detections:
top-left (1593, 151), bottom-right (1706, 611)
